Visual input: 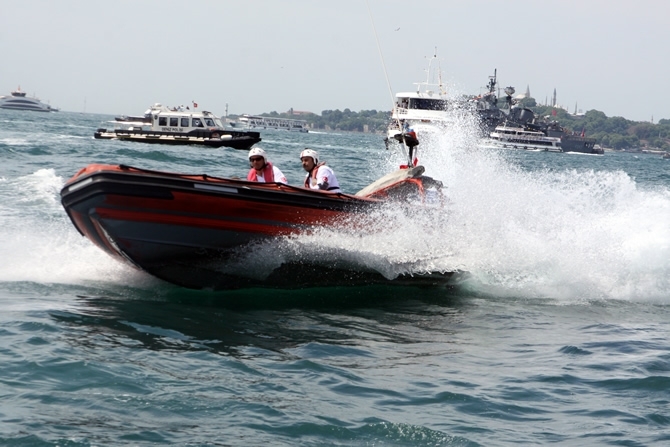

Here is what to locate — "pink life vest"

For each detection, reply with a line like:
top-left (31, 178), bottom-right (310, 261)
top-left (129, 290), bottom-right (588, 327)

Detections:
top-left (247, 162), bottom-right (275, 182)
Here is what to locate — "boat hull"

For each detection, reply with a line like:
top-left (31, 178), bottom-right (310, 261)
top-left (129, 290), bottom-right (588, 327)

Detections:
top-left (0, 105), bottom-right (52, 112)
top-left (488, 140), bottom-right (563, 152)
top-left (61, 165), bottom-right (451, 290)
top-left (61, 164), bottom-right (460, 290)
top-left (93, 129), bottom-right (261, 150)
top-left (560, 135), bottom-right (603, 154)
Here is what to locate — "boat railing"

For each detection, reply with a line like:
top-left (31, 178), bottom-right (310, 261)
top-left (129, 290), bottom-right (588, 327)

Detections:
top-left (492, 131), bottom-right (560, 142)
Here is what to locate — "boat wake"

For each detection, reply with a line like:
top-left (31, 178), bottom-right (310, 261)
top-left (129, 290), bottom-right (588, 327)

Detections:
top-left (379, 116), bottom-right (670, 302)
top-left (212, 203), bottom-right (462, 285)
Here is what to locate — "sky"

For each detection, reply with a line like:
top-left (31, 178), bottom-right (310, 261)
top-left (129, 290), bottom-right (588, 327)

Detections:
top-left (2, 0), bottom-right (668, 122)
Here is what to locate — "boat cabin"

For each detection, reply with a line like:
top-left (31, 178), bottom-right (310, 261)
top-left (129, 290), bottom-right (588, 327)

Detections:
top-left (493, 126), bottom-right (545, 137)
top-left (394, 94), bottom-right (451, 113)
top-left (114, 104), bottom-right (226, 133)
top-left (153, 112), bottom-right (221, 132)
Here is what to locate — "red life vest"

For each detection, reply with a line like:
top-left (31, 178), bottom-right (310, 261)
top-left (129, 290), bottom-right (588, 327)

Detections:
top-left (303, 163), bottom-right (326, 188)
top-left (247, 162), bottom-right (275, 182)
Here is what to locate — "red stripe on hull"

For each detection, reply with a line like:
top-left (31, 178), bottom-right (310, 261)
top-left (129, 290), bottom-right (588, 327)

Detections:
top-left (100, 191), bottom-right (351, 234)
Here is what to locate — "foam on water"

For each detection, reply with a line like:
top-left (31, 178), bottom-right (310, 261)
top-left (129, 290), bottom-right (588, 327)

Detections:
top-left (217, 202), bottom-right (460, 282)
top-left (373, 114), bottom-right (670, 302)
top-left (0, 169), bottom-right (143, 287)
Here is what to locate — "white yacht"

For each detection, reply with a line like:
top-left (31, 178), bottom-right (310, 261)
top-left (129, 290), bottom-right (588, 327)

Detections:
top-left (0, 86), bottom-right (58, 112)
top-left (385, 54), bottom-right (454, 150)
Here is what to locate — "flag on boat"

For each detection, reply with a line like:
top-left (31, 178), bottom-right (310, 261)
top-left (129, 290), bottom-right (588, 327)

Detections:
top-left (192, 101), bottom-right (198, 108)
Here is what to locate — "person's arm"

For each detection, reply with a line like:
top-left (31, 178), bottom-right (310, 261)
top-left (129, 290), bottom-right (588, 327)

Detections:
top-left (273, 166), bottom-right (288, 184)
top-left (317, 167), bottom-right (331, 190)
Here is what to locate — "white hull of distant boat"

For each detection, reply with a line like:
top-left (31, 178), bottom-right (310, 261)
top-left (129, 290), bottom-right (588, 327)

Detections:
top-left (0, 87), bottom-right (58, 112)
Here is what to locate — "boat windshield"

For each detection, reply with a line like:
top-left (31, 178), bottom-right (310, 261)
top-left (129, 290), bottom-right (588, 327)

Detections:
top-left (204, 118), bottom-right (216, 127)
top-left (409, 98), bottom-right (450, 111)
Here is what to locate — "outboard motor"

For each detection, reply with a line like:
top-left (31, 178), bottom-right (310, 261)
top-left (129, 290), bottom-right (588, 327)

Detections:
top-left (394, 130), bottom-right (420, 167)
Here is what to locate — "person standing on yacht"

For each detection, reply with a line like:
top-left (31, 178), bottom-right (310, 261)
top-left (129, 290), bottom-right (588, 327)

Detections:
top-left (300, 148), bottom-right (341, 193)
top-left (246, 147), bottom-right (287, 184)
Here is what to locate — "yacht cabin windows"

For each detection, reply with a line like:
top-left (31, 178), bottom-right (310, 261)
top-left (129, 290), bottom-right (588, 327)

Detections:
top-left (155, 115), bottom-right (214, 128)
top-left (410, 98), bottom-right (450, 111)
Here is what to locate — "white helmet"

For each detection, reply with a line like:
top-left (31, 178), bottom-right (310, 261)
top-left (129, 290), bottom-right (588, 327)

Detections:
top-left (300, 148), bottom-right (318, 164)
top-left (248, 147), bottom-right (267, 162)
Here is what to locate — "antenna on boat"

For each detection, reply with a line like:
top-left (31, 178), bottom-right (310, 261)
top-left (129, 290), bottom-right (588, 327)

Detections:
top-left (365, 0), bottom-right (395, 110)
top-left (365, 0), bottom-right (415, 166)
top-left (436, 48), bottom-right (446, 96)
top-left (488, 69), bottom-right (497, 94)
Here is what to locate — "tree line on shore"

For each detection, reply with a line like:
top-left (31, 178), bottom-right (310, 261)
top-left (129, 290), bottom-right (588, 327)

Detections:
top-left (240, 100), bottom-right (670, 151)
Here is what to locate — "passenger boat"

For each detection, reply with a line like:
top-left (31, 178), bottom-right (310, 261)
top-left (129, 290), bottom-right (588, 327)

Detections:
top-left (485, 106), bottom-right (603, 154)
top-left (230, 114), bottom-right (309, 132)
top-left (60, 163), bottom-right (456, 290)
top-left (0, 86), bottom-right (58, 112)
top-left (488, 124), bottom-right (562, 151)
top-left (94, 103), bottom-right (261, 150)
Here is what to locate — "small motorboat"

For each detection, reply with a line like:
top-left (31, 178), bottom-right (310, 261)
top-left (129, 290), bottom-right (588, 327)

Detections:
top-left (60, 163), bottom-right (458, 290)
top-left (94, 103), bottom-right (261, 150)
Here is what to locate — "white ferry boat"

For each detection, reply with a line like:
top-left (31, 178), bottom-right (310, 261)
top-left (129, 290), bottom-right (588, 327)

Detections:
top-left (231, 114), bottom-right (309, 132)
top-left (94, 103), bottom-right (261, 150)
top-left (0, 86), bottom-right (58, 112)
top-left (488, 124), bottom-right (562, 151)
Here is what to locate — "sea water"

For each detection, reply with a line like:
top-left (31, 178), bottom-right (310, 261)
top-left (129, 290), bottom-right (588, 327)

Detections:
top-left (1, 109), bottom-right (670, 446)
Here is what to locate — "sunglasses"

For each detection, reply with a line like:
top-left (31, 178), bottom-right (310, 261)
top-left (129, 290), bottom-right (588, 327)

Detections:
top-left (249, 157), bottom-right (264, 162)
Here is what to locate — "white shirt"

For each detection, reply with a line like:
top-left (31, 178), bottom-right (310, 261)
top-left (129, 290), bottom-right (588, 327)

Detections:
top-left (305, 165), bottom-right (341, 192)
top-left (257, 165), bottom-right (287, 184)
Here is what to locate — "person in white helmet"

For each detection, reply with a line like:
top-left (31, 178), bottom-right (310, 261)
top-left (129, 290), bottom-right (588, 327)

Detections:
top-left (246, 147), bottom-right (287, 184)
top-left (300, 148), bottom-right (341, 193)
